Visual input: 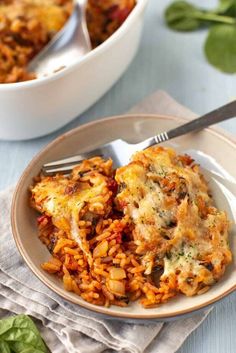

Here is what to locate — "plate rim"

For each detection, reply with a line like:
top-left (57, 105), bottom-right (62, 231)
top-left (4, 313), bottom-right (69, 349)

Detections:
top-left (11, 113), bottom-right (236, 320)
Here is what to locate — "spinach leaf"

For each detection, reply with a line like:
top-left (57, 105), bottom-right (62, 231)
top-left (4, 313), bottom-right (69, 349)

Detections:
top-left (165, 0), bottom-right (236, 73)
top-left (216, 0), bottom-right (234, 13)
top-left (165, 1), bottom-right (203, 31)
top-left (216, 0), bottom-right (236, 15)
top-left (205, 24), bottom-right (236, 73)
top-left (0, 341), bottom-right (11, 353)
top-left (165, 0), bottom-right (235, 32)
top-left (0, 315), bottom-right (49, 353)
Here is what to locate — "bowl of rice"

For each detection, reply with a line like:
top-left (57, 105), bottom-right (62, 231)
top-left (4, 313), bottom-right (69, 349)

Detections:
top-left (11, 114), bottom-right (236, 321)
top-left (0, 0), bottom-right (148, 140)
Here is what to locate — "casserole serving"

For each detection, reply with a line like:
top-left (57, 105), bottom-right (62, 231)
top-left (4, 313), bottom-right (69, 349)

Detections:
top-left (11, 114), bottom-right (236, 321)
top-left (30, 146), bottom-right (232, 308)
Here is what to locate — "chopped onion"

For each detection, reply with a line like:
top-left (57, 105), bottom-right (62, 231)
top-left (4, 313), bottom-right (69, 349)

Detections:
top-left (93, 241), bottom-right (108, 258)
top-left (109, 267), bottom-right (126, 280)
top-left (107, 279), bottom-right (125, 296)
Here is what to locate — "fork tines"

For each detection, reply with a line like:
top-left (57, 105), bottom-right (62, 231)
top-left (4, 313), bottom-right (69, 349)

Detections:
top-left (42, 149), bottom-right (103, 175)
top-left (154, 132), bottom-right (169, 144)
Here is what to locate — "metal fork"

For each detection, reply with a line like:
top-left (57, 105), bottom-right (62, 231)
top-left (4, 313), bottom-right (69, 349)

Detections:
top-left (43, 100), bottom-right (236, 175)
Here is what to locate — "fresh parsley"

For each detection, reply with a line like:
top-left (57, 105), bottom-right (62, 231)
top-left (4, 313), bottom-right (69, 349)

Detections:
top-left (165, 0), bottom-right (236, 73)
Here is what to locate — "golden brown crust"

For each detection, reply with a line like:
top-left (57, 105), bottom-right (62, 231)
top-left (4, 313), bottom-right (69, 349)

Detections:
top-left (31, 147), bottom-right (232, 307)
top-left (115, 147), bottom-right (232, 297)
top-left (0, 0), bottom-right (136, 83)
top-left (0, 0), bottom-right (72, 83)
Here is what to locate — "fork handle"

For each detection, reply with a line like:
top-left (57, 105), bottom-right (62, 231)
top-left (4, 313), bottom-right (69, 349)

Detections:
top-left (154, 100), bottom-right (236, 144)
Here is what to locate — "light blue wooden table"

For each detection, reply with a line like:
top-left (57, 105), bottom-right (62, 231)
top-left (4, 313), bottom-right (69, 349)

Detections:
top-left (1, 0), bottom-right (236, 352)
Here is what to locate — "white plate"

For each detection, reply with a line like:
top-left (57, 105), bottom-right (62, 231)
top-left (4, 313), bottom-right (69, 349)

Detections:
top-left (11, 114), bottom-right (236, 320)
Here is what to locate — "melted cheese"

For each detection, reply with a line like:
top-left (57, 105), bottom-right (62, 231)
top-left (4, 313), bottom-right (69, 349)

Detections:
top-left (116, 147), bottom-right (232, 294)
top-left (0, 0), bottom-right (70, 32)
top-left (31, 173), bottom-right (111, 262)
top-left (32, 148), bottom-right (232, 297)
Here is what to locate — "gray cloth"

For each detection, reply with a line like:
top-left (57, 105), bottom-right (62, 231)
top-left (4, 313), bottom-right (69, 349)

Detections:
top-left (0, 91), bottom-right (210, 353)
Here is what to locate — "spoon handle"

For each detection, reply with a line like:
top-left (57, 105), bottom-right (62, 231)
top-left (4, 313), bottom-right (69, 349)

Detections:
top-left (153, 100), bottom-right (236, 144)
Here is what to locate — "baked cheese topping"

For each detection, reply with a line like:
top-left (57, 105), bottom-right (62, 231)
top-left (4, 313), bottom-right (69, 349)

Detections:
top-left (31, 157), bottom-right (113, 263)
top-left (0, 0), bottom-right (70, 33)
top-left (115, 147), bottom-right (232, 295)
top-left (31, 149), bottom-right (232, 299)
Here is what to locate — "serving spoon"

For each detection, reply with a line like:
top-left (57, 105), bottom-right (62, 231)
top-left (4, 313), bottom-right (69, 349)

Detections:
top-left (28, 0), bottom-right (92, 77)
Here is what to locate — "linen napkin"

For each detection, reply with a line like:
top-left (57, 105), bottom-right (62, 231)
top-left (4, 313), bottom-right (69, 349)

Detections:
top-left (0, 91), bottom-right (210, 353)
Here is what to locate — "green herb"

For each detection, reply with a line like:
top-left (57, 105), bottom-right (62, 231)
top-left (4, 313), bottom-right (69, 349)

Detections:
top-left (165, 1), bottom-right (235, 31)
top-left (165, 1), bottom-right (203, 31)
top-left (164, 0), bottom-right (236, 73)
top-left (216, 0), bottom-right (236, 15)
top-left (216, 0), bottom-right (233, 14)
top-left (158, 165), bottom-right (166, 177)
top-left (0, 315), bottom-right (49, 353)
top-left (205, 24), bottom-right (236, 73)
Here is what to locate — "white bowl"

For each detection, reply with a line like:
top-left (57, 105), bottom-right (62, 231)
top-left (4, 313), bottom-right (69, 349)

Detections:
top-left (0, 0), bottom-right (148, 141)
